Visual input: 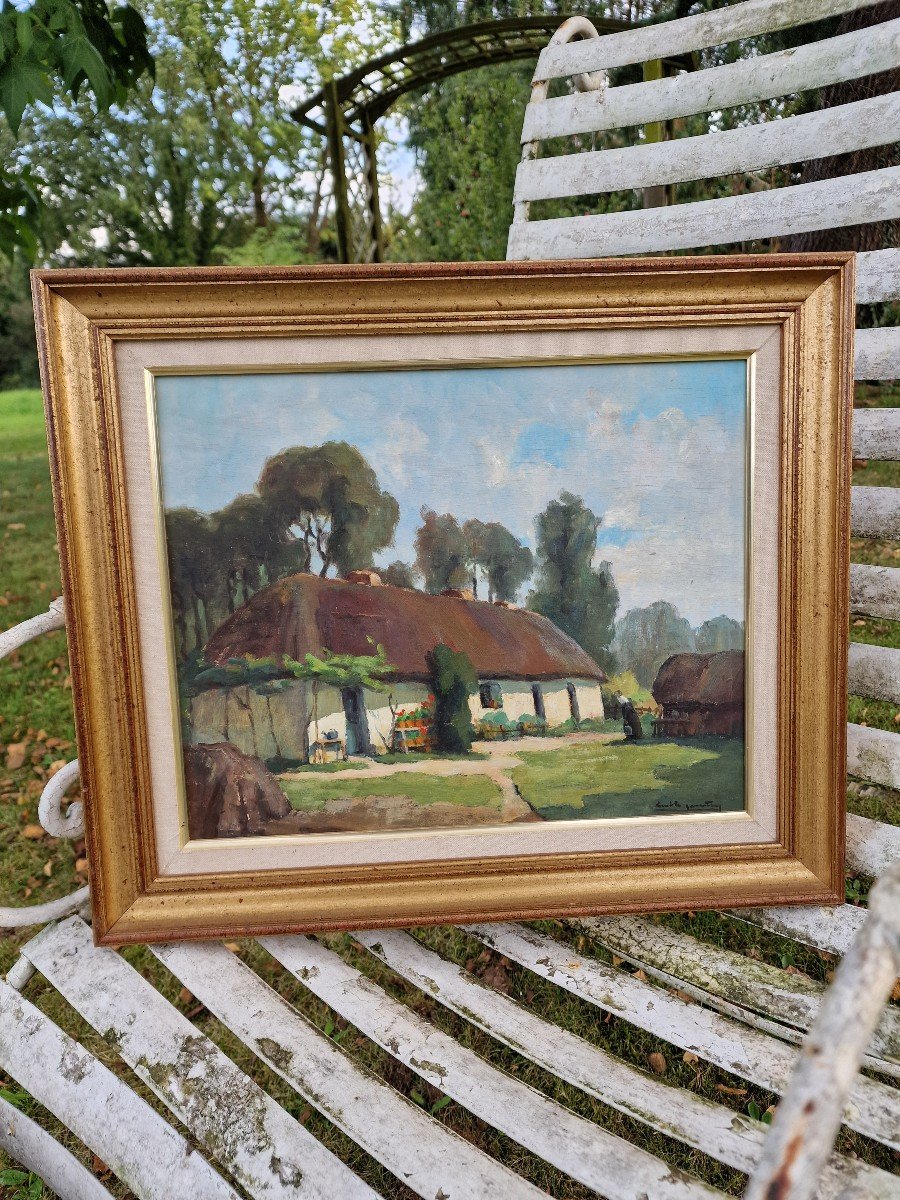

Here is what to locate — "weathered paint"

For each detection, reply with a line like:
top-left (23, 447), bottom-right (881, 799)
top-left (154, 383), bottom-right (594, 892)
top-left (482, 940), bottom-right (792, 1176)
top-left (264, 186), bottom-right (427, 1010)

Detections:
top-left (263, 933), bottom-right (727, 1200)
top-left (852, 486), bottom-right (900, 541)
top-left (850, 564), bottom-right (900, 622)
top-left (848, 643), bottom-right (900, 706)
top-left (516, 93), bottom-right (900, 203)
top-left (0, 977), bottom-right (241, 1200)
top-left (0, 1093), bottom-right (114, 1200)
top-left (745, 864), bottom-right (900, 1200)
top-left (857, 249), bottom-right (900, 304)
top-left (152, 938), bottom-right (549, 1200)
top-left (848, 723), bottom-right (900, 791)
top-left (533, 0), bottom-right (880, 80)
top-left (465, 922), bottom-right (900, 1149)
top-left (853, 407), bottom-right (900, 460)
top-left (22, 917), bottom-right (374, 1200)
top-left (577, 914), bottom-right (899, 1071)
top-left (856, 328), bottom-right (900, 381)
top-left (508, 167), bottom-right (900, 261)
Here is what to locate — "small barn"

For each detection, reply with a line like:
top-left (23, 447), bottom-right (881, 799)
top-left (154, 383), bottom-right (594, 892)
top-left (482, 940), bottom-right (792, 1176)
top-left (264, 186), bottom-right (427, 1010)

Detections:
top-left (651, 649), bottom-right (744, 738)
top-left (190, 570), bottom-right (605, 761)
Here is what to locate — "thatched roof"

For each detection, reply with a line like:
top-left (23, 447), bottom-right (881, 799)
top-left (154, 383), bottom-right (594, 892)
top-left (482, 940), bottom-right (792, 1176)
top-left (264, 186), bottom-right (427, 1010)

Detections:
top-left (652, 650), bottom-right (744, 708)
top-left (203, 573), bottom-right (605, 683)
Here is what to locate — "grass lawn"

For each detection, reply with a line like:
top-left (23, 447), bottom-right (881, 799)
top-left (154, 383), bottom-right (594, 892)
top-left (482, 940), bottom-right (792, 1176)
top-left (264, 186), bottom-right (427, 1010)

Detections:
top-left (2, 385), bottom-right (899, 1197)
top-left (514, 738), bottom-right (744, 819)
top-left (280, 771), bottom-right (502, 812)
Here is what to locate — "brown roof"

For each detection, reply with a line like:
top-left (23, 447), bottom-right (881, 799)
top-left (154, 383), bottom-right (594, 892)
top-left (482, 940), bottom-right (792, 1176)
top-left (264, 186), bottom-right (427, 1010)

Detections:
top-left (652, 650), bottom-right (744, 708)
top-left (203, 573), bottom-right (605, 683)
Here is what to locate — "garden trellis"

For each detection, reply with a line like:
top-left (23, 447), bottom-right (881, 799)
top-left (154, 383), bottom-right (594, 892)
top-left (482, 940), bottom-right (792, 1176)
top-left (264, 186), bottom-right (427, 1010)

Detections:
top-left (2, 1), bottom-right (900, 1196)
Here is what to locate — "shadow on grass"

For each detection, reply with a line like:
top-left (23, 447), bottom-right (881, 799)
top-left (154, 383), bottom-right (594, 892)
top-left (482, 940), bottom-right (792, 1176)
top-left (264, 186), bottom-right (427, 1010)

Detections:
top-left (538, 737), bottom-right (745, 821)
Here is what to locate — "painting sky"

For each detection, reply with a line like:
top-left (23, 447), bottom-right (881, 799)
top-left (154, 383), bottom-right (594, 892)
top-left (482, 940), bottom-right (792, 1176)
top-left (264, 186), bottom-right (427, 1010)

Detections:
top-left (155, 359), bottom-right (746, 626)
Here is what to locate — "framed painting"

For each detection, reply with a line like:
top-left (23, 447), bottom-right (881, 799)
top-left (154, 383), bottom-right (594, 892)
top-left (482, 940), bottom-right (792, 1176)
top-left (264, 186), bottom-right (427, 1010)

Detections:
top-left (32, 256), bottom-right (853, 945)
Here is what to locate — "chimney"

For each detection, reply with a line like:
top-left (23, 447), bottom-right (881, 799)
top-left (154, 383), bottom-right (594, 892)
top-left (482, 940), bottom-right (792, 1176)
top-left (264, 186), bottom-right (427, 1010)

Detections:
top-left (346, 569), bottom-right (382, 586)
top-left (441, 587), bottom-right (475, 601)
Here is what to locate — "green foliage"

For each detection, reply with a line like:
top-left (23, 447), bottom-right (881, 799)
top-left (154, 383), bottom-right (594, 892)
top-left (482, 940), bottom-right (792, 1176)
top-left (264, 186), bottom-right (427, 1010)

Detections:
top-left (0, 1168), bottom-right (44, 1200)
top-left (258, 441), bottom-right (400, 579)
top-left (463, 517), bottom-right (532, 601)
top-left (0, 257), bottom-right (39, 384)
top-left (0, 0), bottom-right (152, 259)
top-left (188, 645), bottom-right (397, 695)
top-left (528, 491), bottom-right (619, 671)
top-left (380, 559), bottom-right (418, 589)
top-left (613, 600), bottom-right (696, 689)
top-left (694, 615), bottom-right (744, 654)
top-left (415, 507), bottom-right (470, 593)
top-left (298, 644), bottom-right (396, 693)
top-left (165, 440), bottom-right (399, 661)
top-left (428, 642), bottom-right (477, 753)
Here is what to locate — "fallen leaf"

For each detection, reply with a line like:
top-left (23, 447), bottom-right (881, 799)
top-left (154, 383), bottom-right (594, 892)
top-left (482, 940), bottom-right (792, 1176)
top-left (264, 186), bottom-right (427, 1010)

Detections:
top-left (42, 860), bottom-right (53, 877)
top-left (5, 742), bottom-right (27, 770)
top-left (224, 942), bottom-right (241, 953)
top-left (75, 857), bottom-right (88, 873)
top-left (47, 759), bottom-right (68, 777)
top-left (683, 1051), bottom-right (699, 1065)
top-left (611, 954), bottom-right (624, 968)
top-left (6, 522), bottom-right (24, 531)
top-left (566, 961), bottom-right (581, 970)
top-left (716, 1084), bottom-right (748, 1097)
top-left (648, 1052), bottom-right (667, 1075)
top-left (633, 968), bottom-right (648, 982)
top-left (91, 1154), bottom-right (110, 1178)
top-left (178, 986), bottom-right (194, 1004)
top-left (21, 824), bottom-right (45, 840)
top-left (891, 978), bottom-right (900, 1003)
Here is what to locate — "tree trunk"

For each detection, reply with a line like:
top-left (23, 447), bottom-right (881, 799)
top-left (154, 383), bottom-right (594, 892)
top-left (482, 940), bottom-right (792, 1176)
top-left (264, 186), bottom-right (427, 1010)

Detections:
top-left (782, 1), bottom-right (900, 253)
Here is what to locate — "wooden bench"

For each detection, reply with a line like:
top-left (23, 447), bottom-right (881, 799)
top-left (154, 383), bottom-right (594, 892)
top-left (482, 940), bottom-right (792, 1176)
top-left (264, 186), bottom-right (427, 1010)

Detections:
top-left (2, 2), bottom-right (900, 1196)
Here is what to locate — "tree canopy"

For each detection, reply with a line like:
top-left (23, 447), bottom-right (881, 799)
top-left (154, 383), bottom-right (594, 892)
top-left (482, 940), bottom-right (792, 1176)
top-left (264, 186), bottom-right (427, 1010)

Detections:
top-left (528, 491), bottom-right (619, 672)
top-left (612, 601), bottom-right (697, 689)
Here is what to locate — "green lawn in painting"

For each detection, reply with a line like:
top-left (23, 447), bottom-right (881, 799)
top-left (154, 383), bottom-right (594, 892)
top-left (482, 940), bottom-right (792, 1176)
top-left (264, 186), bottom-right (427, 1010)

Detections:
top-left (279, 771), bottom-right (502, 812)
top-left (513, 737), bottom-right (745, 820)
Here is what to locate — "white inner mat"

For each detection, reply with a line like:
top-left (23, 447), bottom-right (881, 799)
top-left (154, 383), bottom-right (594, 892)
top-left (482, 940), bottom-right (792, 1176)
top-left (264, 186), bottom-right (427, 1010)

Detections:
top-left (114, 324), bottom-right (781, 877)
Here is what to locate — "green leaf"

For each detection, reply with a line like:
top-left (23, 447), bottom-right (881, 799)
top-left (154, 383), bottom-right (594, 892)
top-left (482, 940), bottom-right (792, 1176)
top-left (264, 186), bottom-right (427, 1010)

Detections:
top-left (0, 1170), bottom-right (29, 1186)
top-left (430, 1095), bottom-right (452, 1115)
top-left (16, 12), bottom-right (32, 54)
top-left (0, 55), bottom-right (53, 133)
top-left (409, 1089), bottom-right (426, 1107)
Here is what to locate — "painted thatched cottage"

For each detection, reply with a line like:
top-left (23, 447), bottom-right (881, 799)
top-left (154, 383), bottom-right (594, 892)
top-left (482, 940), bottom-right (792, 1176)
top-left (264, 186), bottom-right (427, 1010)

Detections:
top-left (652, 649), bottom-right (744, 738)
top-left (190, 570), bottom-right (605, 760)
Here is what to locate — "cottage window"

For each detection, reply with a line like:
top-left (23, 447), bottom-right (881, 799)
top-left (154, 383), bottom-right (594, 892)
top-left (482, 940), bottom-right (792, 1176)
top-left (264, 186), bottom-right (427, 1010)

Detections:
top-left (480, 681), bottom-right (503, 709)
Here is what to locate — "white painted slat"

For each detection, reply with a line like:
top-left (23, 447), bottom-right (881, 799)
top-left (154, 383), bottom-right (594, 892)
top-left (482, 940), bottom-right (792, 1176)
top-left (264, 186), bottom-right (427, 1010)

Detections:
top-left (353, 928), bottom-right (899, 1198)
top-left (574, 915), bottom-right (899, 1069)
top-left (153, 939), bottom-right (547, 1200)
top-left (465, 922), bottom-right (899, 1149)
top-left (856, 327), bottom-right (900, 380)
top-left (849, 563), bottom-right (900, 620)
top-left (853, 407), bottom-right (900, 459)
top-left (745, 864), bottom-right (900, 1200)
top-left (21, 917), bottom-right (373, 1200)
top-left (515, 93), bottom-right (900, 203)
top-left (729, 903), bottom-right (867, 957)
top-left (847, 812), bottom-right (900, 878)
top-left (848, 722), bottom-right (900, 790)
top-left (522, 20), bottom-right (900, 142)
top-left (851, 484), bottom-right (900, 539)
top-left (0, 1093), bottom-right (114, 1200)
top-left (508, 166), bottom-right (900, 260)
top-left (857, 249), bottom-right (900, 303)
top-left (0, 598), bottom-right (65, 661)
top-left (262, 934), bottom-right (725, 1200)
top-left (848, 642), bottom-right (900, 703)
top-left (534, 0), bottom-right (881, 81)
top-left (353, 927), bottom-right (767, 1175)
top-left (0, 978), bottom-right (241, 1200)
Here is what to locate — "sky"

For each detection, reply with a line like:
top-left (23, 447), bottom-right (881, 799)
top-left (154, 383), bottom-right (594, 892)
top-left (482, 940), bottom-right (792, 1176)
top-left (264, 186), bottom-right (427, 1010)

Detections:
top-left (155, 358), bottom-right (747, 627)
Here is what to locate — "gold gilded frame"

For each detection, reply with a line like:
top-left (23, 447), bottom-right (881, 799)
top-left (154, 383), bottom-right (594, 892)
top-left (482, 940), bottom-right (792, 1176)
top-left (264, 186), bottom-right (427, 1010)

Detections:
top-left (31, 257), bottom-right (853, 945)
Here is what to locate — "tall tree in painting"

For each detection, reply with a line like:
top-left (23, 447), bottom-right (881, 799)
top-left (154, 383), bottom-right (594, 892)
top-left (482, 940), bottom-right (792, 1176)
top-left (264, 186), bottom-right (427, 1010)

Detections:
top-left (165, 441), bottom-right (399, 658)
top-left (694, 615), bottom-right (744, 654)
top-left (612, 601), bottom-right (696, 689)
top-left (380, 560), bottom-right (419, 589)
top-left (528, 491), bottom-right (619, 672)
top-left (257, 442), bottom-right (400, 578)
top-left (414, 508), bottom-right (470, 593)
top-left (463, 518), bottom-right (533, 602)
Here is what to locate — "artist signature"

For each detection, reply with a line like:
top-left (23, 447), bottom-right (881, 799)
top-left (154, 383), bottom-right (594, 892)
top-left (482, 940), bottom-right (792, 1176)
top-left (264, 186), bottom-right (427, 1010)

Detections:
top-left (654, 799), bottom-right (723, 813)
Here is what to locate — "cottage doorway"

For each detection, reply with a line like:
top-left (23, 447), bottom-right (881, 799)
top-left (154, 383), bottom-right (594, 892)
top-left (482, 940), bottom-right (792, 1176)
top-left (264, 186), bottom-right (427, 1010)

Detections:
top-left (341, 686), bottom-right (372, 755)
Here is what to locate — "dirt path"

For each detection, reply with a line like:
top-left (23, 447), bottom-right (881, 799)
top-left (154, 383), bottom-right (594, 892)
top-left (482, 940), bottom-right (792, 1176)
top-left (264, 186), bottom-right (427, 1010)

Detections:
top-left (279, 731), bottom-right (621, 822)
